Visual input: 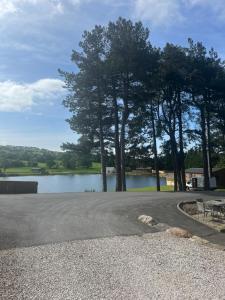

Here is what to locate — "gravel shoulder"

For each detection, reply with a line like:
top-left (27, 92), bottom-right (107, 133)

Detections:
top-left (1, 232), bottom-right (225, 300)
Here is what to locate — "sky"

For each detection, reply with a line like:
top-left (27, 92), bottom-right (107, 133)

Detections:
top-left (0, 0), bottom-right (225, 150)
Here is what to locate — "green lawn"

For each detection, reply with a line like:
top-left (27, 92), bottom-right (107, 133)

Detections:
top-left (128, 185), bottom-right (174, 192)
top-left (128, 186), bottom-right (225, 192)
top-left (3, 162), bottom-right (101, 176)
top-left (4, 167), bottom-right (34, 175)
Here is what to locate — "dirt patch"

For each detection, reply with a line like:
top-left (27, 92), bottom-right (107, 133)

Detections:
top-left (166, 227), bottom-right (192, 238)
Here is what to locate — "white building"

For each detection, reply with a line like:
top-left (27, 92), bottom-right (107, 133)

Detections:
top-left (106, 167), bottom-right (115, 175)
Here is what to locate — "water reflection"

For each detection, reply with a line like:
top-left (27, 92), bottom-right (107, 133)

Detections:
top-left (1, 174), bottom-right (166, 193)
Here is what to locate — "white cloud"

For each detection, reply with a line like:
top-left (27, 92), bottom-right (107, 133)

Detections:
top-left (0, 0), bottom-right (112, 18)
top-left (0, 78), bottom-right (65, 112)
top-left (186, 0), bottom-right (225, 19)
top-left (1, 0), bottom-right (225, 25)
top-left (0, 0), bottom-right (17, 18)
top-left (133, 0), bottom-right (225, 26)
top-left (134, 0), bottom-right (183, 26)
top-left (0, 0), bottom-right (66, 18)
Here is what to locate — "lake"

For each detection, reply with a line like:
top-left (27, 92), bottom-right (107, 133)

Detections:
top-left (1, 174), bottom-right (166, 193)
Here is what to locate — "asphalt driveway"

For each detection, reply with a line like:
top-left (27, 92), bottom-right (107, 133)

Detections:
top-left (1, 191), bottom-right (225, 249)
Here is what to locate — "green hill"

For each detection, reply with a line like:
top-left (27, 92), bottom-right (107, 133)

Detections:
top-left (0, 145), bottom-right (101, 176)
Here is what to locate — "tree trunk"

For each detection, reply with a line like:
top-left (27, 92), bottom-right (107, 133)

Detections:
top-left (97, 83), bottom-right (107, 192)
top-left (170, 134), bottom-right (181, 191)
top-left (161, 100), bottom-right (181, 191)
top-left (99, 117), bottom-right (107, 192)
top-left (171, 111), bottom-right (182, 191)
top-left (206, 104), bottom-right (212, 178)
top-left (174, 167), bottom-right (178, 192)
top-left (177, 92), bottom-right (186, 191)
top-left (169, 113), bottom-right (182, 192)
top-left (150, 100), bottom-right (160, 191)
top-left (200, 106), bottom-right (210, 190)
top-left (112, 84), bottom-right (122, 191)
top-left (120, 76), bottom-right (129, 192)
top-left (120, 102), bottom-right (128, 191)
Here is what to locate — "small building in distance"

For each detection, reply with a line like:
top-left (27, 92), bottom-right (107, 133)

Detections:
top-left (164, 172), bottom-right (175, 186)
top-left (106, 167), bottom-right (115, 175)
top-left (135, 167), bottom-right (152, 174)
top-left (32, 168), bottom-right (42, 173)
top-left (31, 168), bottom-right (47, 175)
top-left (129, 167), bottom-right (153, 175)
top-left (212, 168), bottom-right (225, 189)
top-left (164, 167), bottom-right (225, 188)
top-left (185, 167), bottom-right (225, 188)
top-left (185, 168), bottom-right (205, 181)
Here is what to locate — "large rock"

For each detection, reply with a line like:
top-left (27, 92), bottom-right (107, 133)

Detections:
top-left (166, 227), bottom-right (192, 238)
top-left (138, 215), bottom-right (157, 226)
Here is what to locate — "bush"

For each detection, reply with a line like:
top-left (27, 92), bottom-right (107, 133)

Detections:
top-left (30, 160), bottom-right (38, 167)
top-left (62, 153), bottom-right (77, 169)
top-left (46, 159), bottom-right (55, 169)
top-left (0, 159), bottom-right (25, 169)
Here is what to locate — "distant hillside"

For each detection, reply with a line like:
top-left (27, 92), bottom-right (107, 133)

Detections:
top-left (0, 145), bottom-right (101, 176)
top-left (0, 145), bottom-right (62, 167)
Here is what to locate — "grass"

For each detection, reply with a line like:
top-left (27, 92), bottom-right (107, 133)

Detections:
top-left (128, 187), bottom-right (225, 192)
top-left (128, 185), bottom-right (174, 192)
top-left (48, 162), bottom-right (101, 175)
top-left (4, 167), bottom-right (34, 175)
top-left (3, 162), bottom-right (101, 176)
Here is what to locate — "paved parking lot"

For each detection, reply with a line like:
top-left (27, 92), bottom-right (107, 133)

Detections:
top-left (0, 191), bottom-right (225, 249)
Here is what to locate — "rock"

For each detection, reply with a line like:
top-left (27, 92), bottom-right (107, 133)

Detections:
top-left (138, 215), bottom-right (157, 226)
top-left (166, 227), bottom-right (192, 238)
top-left (190, 235), bottom-right (209, 244)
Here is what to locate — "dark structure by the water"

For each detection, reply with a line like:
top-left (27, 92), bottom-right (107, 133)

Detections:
top-left (0, 181), bottom-right (38, 194)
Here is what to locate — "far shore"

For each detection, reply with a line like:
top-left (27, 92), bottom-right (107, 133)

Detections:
top-left (0, 167), bottom-right (167, 178)
top-left (0, 172), bottom-right (164, 177)
top-left (0, 171), bottom-right (101, 177)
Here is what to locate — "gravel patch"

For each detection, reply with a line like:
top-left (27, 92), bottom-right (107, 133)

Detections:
top-left (1, 232), bottom-right (225, 299)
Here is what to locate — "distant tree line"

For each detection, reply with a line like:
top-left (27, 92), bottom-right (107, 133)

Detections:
top-left (60, 18), bottom-right (225, 192)
top-left (0, 145), bottom-right (94, 170)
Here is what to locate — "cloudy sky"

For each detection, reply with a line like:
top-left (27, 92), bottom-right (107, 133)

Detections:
top-left (0, 0), bottom-right (225, 150)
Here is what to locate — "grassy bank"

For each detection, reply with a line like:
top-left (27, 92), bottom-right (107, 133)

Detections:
top-left (128, 187), bottom-right (225, 192)
top-left (128, 186), bottom-right (174, 192)
top-left (1, 162), bottom-right (101, 176)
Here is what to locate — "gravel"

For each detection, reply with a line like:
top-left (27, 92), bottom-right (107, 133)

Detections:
top-left (1, 232), bottom-right (225, 300)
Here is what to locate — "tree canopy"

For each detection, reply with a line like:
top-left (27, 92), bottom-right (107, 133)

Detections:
top-left (61, 17), bottom-right (225, 192)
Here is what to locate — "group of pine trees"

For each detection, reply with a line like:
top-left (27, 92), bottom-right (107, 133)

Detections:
top-left (60, 18), bottom-right (225, 192)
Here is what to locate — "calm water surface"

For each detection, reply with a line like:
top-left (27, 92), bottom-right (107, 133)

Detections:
top-left (2, 174), bottom-right (166, 193)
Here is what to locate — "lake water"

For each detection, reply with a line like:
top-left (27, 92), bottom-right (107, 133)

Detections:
top-left (1, 174), bottom-right (166, 193)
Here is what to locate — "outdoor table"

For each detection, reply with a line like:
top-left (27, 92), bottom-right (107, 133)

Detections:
top-left (206, 199), bottom-right (225, 205)
top-left (206, 200), bottom-right (225, 217)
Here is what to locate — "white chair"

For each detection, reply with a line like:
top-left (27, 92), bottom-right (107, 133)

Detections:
top-left (196, 200), bottom-right (211, 218)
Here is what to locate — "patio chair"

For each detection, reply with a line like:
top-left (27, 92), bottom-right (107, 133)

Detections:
top-left (212, 205), bottom-right (224, 218)
top-left (220, 206), bottom-right (225, 218)
top-left (196, 200), bottom-right (211, 218)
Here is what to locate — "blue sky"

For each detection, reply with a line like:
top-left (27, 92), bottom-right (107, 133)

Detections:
top-left (0, 0), bottom-right (225, 150)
